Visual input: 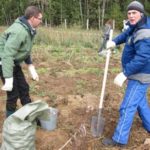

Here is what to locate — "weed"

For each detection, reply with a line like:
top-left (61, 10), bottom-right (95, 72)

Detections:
top-left (37, 67), bottom-right (49, 74)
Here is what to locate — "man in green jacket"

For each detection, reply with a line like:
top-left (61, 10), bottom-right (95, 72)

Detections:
top-left (0, 6), bottom-right (42, 117)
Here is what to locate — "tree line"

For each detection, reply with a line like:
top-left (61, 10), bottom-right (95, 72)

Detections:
top-left (0, 0), bottom-right (150, 29)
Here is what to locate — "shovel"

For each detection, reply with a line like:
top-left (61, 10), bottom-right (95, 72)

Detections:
top-left (91, 27), bottom-right (113, 137)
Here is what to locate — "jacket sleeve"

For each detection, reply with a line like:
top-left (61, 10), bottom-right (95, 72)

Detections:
top-left (123, 38), bottom-right (150, 76)
top-left (113, 28), bottom-right (131, 45)
top-left (2, 32), bottom-right (25, 78)
top-left (24, 55), bottom-right (32, 64)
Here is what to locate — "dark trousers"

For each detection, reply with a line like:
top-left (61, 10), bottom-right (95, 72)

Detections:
top-left (0, 65), bottom-right (32, 112)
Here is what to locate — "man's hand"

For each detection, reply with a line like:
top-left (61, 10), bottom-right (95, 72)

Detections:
top-left (106, 41), bottom-right (116, 49)
top-left (114, 72), bottom-right (127, 87)
top-left (28, 64), bottom-right (39, 81)
top-left (1, 77), bottom-right (13, 91)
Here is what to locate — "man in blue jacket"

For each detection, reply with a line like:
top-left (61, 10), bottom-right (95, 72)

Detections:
top-left (103, 1), bottom-right (150, 146)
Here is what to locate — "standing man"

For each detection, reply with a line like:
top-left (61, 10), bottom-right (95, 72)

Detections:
top-left (0, 6), bottom-right (42, 117)
top-left (103, 1), bottom-right (150, 146)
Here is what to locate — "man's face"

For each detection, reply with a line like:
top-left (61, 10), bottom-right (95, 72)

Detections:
top-left (127, 10), bottom-right (142, 25)
top-left (30, 13), bottom-right (43, 28)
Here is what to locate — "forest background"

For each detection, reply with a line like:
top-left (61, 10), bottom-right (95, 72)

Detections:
top-left (0, 0), bottom-right (150, 30)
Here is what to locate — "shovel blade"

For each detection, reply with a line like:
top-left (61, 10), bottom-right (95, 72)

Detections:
top-left (91, 116), bottom-right (105, 137)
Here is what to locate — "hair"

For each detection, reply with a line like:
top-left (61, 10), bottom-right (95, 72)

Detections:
top-left (24, 6), bottom-right (41, 19)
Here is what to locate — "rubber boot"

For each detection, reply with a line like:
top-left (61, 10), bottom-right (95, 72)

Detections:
top-left (102, 138), bottom-right (125, 147)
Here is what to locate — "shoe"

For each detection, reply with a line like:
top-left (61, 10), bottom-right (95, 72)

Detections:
top-left (102, 138), bottom-right (125, 147)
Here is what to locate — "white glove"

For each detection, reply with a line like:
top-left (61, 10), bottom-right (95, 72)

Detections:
top-left (28, 65), bottom-right (39, 81)
top-left (106, 41), bottom-right (116, 49)
top-left (1, 77), bottom-right (13, 91)
top-left (114, 72), bottom-right (127, 87)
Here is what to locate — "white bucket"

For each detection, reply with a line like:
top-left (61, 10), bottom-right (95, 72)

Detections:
top-left (40, 107), bottom-right (58, 131)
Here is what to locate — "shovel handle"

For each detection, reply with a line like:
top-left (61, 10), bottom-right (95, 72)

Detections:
top-left (98, 29), bottom-right (113, 109)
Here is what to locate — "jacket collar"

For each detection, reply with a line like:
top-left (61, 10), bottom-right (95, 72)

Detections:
top-left (19, 16), bottom-right (36, 37)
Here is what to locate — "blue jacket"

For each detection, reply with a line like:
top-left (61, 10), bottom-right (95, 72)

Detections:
top-left (113, 16), bottom-right (150, 83)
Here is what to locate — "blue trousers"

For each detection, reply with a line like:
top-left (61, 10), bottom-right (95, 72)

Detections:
top-left (112, 80), bottom-right (150, 144)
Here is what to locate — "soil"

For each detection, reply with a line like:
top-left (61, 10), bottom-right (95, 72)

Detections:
top-left (0, 52), bottom-right (150, 150)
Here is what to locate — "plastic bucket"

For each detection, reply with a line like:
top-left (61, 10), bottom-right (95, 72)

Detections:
top-left (40, 107), bottom-right (58, 131)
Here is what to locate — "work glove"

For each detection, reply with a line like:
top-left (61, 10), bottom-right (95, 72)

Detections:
top-left (28, 64), bottom-right (39, 81)
top-left (106, 41), bottom-right (116, 49)
top-left (1, 77), bottom-right (13, 91)
top-left (114, 72), bottom-right (127, 87)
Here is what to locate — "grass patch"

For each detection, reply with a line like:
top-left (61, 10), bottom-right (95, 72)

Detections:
top-left (110, 67), bottom-right (121, 73)
top-left (75, 79), bottom-right (88, 95)
top-left (0, 26), bottom-right (121, 96)
top-left (35, 27), bottom-right (101, 50)
top-left (37, 67), bottom-right (49, 74)
top-left (63, 67), bottom-right (101, 77)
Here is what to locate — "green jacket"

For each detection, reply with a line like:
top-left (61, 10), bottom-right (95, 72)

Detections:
top-left (0, 17), bottom-right (35, 78)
